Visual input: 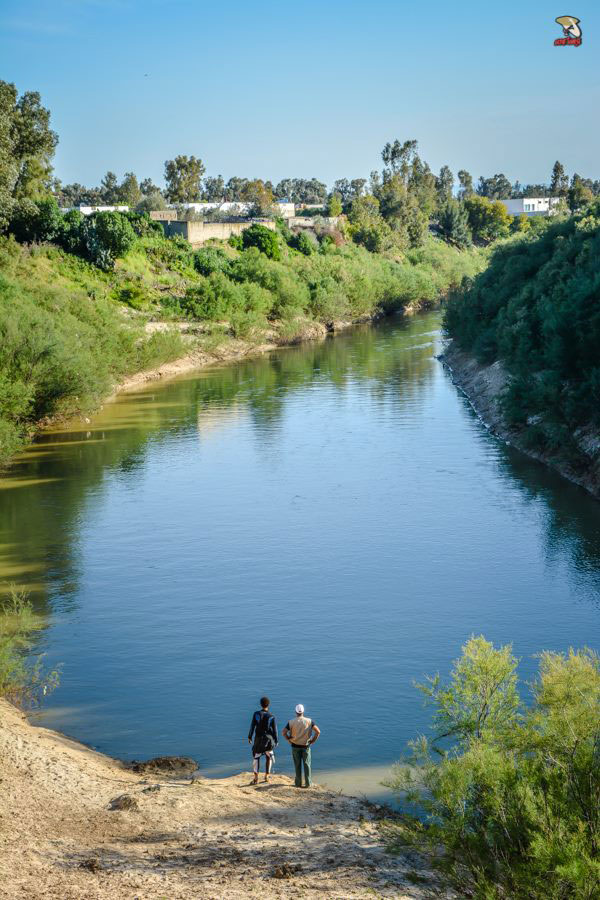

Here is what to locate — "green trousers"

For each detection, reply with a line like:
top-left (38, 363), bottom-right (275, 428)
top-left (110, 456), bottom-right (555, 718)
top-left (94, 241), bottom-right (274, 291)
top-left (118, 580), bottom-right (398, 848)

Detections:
top-left (292, 745), bottom-right (312, 787)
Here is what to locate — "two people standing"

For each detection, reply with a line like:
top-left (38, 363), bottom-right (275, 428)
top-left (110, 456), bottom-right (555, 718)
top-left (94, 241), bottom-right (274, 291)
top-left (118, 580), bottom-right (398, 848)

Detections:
top-left (248, 698), bottom-right (320, 787)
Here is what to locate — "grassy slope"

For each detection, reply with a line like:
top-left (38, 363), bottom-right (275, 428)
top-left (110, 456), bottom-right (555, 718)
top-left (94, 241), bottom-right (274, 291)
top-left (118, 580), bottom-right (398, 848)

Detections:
top-left (0, 231), bottom-right (486, 465)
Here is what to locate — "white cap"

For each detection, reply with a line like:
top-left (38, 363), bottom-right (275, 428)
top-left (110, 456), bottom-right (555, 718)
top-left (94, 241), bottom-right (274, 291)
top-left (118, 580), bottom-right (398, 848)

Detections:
top-left (295, 704), bottom-right (304, 715)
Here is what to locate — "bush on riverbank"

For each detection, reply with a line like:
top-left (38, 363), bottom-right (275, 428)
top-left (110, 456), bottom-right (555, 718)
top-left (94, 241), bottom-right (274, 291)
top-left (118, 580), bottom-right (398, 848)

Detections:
top-left (444, 203), bottom-right (600, 456)
top-left (0, 587), bottom-right (60, 707)
top-left (384, 636), bottom-right (600, 899)
top-left (0, 237), bottom-right (184, 464)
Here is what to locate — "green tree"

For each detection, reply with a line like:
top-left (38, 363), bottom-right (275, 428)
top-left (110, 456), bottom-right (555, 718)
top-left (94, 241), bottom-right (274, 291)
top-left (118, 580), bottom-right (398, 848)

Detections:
top-left (224, 176), bottom-right (249, 202)
top-left (9, 196), bottom-right (63, 243)
top-left (476, 173), bottom-right (512, 199)
top-left (550, 160), bottom-right (568, 197)
top-left (436, 165), bottom-right (454, 206)
top-left (139, 177), bottom-right (162, 196)
top-left (568, 174), bottom-right (594, 211)
top-left (0, 81), bottom-right (57, 226)
top-left (239, 178), bottom-right (274, 217)
top-left (457, 169), bottom-right (473, 199)
top-left (119, 171), bottom-right (142, 207)
top-left (464, 195), bottom-right (511, 243)
top-left (203, 175), bottom-right (225, 201)
top-left (164, 155), bottom-right (205, 203)
top-left (135, 191), bottom-right (166, 214)
top-left (377, 175), bottom-right (428, 247)
top-left (327, 192), bottom-right (343, 217)
top-left (100, 171), bottom-right (119, 204)
top-left (381, 138), bottom-right (418, 181)
top-left (438, 199), bottom-right (472, 248)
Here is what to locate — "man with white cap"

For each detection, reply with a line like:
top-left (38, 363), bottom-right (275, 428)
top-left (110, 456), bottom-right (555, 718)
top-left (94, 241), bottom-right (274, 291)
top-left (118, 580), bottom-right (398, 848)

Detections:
top-left (282, 704), bottom-right (321, 788)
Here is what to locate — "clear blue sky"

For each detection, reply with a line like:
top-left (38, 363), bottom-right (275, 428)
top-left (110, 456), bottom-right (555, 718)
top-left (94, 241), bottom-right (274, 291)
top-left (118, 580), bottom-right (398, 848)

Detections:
top-left (1, 0), bottom-right (599, 189)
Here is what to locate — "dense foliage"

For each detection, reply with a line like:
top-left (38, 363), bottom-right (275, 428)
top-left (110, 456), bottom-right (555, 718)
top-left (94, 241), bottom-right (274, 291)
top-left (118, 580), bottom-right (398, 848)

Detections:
top-left (385, 636), bottom-right (600, 899)
top-left (241, 223), bottom-right (281, 259)
top-left (444, 203), bottom-right (600, 454)
top-left (0, 237), bottom-right (183, 462)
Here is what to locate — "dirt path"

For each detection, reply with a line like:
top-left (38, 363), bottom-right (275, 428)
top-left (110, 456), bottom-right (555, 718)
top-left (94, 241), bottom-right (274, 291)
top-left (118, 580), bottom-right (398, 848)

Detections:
top-left (0, 701), bottom-right (442, 899)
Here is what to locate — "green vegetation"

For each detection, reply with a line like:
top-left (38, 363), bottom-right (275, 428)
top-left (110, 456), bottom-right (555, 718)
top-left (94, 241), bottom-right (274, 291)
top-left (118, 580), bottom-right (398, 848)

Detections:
top-left (0, 587), bottom-right (60, 706)
top-left (0, 237), bottom-right (184, 463)
top-left (384, 636), bottom-right (600, 899)
top-left (444, 202), bottom-right (600, 458)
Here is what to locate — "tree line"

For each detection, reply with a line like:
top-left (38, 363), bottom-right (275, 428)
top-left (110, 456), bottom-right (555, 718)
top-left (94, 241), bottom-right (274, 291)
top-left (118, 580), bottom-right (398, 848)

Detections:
top-left (2, 77), bottom-right (600, 256)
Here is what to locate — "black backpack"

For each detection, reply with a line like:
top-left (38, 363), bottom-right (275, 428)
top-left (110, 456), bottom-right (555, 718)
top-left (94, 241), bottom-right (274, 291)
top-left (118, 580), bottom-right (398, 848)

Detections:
top-left (253, 711), bottom-right (275, 753)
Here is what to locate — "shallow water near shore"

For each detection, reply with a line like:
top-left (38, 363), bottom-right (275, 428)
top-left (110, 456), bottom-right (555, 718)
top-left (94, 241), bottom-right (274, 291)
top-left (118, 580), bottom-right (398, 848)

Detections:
top-left (3, 311), bottom-right (600, 802)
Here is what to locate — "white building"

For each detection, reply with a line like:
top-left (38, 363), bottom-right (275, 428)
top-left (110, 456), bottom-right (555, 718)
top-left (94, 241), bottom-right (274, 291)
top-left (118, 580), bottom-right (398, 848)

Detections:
top-left (500, 197), bottom-right (561, 217)
top-left (60, 205), bottom-right (129, 215)
top-left (274, 200), bottom-right (295, 218)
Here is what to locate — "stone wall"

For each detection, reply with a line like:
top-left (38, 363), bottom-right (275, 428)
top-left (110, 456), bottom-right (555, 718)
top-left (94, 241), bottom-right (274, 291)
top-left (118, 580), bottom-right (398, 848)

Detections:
top-left (156, 219), bottom-right (276, 247)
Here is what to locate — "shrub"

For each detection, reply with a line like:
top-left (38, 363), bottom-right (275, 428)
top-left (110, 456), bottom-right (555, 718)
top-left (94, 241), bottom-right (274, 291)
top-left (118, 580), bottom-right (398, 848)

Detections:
top-left (9, 197), bottom-right (63, 243)
top-left (0, 587), bottom-right (60, 707)
top-left (241, 223), bottom-right (281, 259)
top-left (327, 192), bottom-right (343, 217)
top-left (290, 230), bottom-right (316, 256)
top-left (82, 211), bottom-right (136, 270)
top-left (145, 233), bottom-right (195, 273)
top-left (59, 209), bottom-right (85, 255)
top-left (228, 233), bottom-right (243, 250)
top-left (123, 210), bottom-right (163, 238)
top-left (464, 195), bottom-right (511, 243)
top-left (437, 199), bottom-right (472, 248)
top-left (384, 637), bottom-right (600, 899)
top-left (0, 238), bottom-right (184, 464)
top-left (194, 246), bottom-right (232, 277)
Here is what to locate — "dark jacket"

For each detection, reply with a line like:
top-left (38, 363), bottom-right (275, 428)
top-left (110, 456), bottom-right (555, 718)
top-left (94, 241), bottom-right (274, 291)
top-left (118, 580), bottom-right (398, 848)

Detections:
top-left (248, 709), bottom-right (278, 753)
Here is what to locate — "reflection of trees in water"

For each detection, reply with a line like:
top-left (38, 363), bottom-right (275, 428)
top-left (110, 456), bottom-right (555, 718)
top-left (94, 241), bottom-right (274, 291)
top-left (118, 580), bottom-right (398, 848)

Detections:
top-left (471, 413), bottom-right (600, 604)
top-left (0, 312), bottom-right (439, 619)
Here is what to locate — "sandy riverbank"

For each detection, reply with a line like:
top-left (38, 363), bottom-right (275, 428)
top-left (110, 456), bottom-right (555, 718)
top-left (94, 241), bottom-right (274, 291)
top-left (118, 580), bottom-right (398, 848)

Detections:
top-left (114, 317), bottom-right (360, 396)
top-left (0, 700), bottom-right (444, 899)
top-left (441, 342), bottom-right (600, 500)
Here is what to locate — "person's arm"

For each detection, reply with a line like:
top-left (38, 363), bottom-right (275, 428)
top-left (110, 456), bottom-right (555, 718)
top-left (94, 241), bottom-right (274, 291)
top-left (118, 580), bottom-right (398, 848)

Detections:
top-left (271, 716), bottom-right (279, 746)
top-left (248, 712), bottom-right (257, 744)
top-left (309, 722), bottom-right (320, 745)
top-left (283, 722), bottom-right (292, 743)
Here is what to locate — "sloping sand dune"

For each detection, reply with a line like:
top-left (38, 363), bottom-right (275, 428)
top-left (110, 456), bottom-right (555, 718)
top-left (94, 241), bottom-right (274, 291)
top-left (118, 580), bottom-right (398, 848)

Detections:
top-left (0, 701), bottom-right (442, 898)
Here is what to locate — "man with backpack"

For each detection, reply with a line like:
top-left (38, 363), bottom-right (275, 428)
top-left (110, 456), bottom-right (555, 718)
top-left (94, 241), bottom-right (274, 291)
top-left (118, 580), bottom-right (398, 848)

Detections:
top-left (248, 696), bottom-right (278, 784)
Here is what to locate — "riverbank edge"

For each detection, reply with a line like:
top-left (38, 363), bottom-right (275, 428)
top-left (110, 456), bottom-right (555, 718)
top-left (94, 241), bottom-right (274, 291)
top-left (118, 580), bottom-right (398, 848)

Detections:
top-left (0, 698), bottom-right (441, 898)
top-left (34, 301), bottom-right (424, 435)
top-left (112, 310), bottom-right (384, 397)
top-left (440, 341), bottom-right (600, 501)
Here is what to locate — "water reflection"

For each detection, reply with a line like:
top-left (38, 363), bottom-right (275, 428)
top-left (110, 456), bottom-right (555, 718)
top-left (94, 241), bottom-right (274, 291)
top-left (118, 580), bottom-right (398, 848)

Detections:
top-left (0, 315), bottom-right (437, 610)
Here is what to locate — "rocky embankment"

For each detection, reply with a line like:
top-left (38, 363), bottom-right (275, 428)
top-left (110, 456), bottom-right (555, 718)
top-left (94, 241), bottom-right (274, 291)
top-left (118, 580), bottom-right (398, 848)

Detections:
top-left (441, 342), bottom-right (600, 500)
top-left (0, 700), bottom-right (443, 899)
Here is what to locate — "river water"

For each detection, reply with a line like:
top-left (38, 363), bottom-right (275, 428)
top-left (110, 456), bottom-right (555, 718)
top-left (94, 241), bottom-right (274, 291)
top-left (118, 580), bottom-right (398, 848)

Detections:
top-left (2, 311), bottom-right (600, 799)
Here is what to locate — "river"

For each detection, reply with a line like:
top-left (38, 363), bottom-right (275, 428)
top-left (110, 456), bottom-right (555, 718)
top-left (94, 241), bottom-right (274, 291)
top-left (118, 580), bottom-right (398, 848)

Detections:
top-left (1, 311), bottom-right (600, 799)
